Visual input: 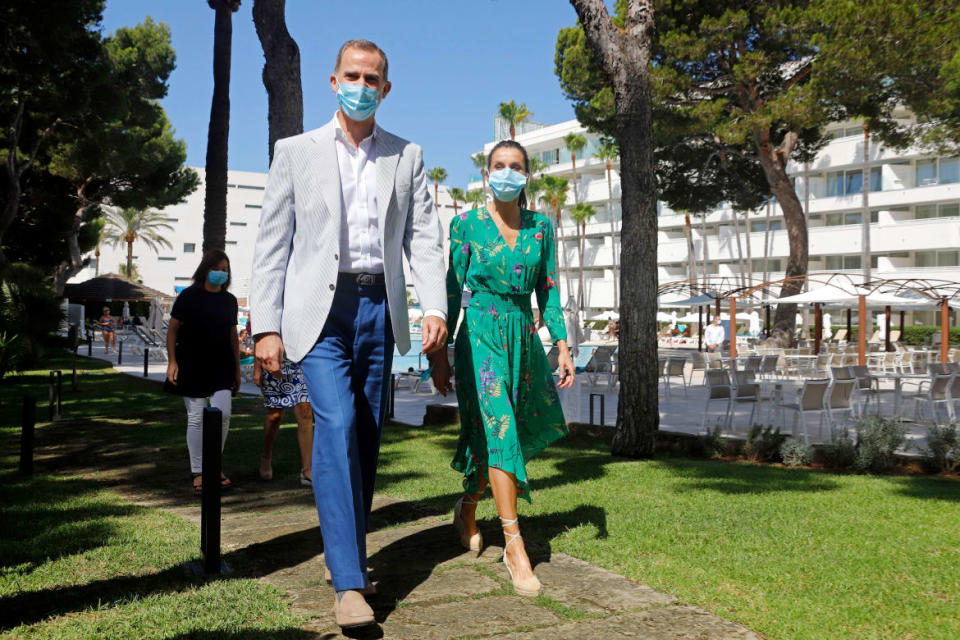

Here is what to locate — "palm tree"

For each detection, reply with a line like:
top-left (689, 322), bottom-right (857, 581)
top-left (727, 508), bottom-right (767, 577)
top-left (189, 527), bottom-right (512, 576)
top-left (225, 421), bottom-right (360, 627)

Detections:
top-left (528, 155), bottom-right (546, 178)
top-left (103, 207), bottom-right (173, 279)
top-left (542, 175), bottom-right (573, 295)
top-left (564, 133), bottom-right (588, 204)
top-left (449, 187), bottom-right (465, 217)
top-left (118, 262), bottom-right (141, 282)
top-left (471, 152), bottom-right (488, 199)
top-left (593, 137), bottom-right (619, 306)
top-left (498, 100), bottom-right (530, 140)
top-left (525, 177), bottom-right (544, 213)
top-left (426, 167), bottom-right (448, 216)
top-left (203, 0), bottom-right (242, 252)
top-left (465, 189), bottom-right (485, 210)
top-left (569, 202), bottom-right (597, 310)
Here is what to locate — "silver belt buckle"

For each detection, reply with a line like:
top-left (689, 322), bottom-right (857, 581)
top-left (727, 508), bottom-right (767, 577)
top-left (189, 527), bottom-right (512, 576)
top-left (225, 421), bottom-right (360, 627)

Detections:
top-left (357, 273), bottom-right (376, 286)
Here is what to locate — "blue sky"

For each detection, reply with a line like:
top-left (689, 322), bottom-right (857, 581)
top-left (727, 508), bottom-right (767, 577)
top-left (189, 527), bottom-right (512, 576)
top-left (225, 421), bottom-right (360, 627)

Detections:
top-left (101, 1), bottom-right (585, 189)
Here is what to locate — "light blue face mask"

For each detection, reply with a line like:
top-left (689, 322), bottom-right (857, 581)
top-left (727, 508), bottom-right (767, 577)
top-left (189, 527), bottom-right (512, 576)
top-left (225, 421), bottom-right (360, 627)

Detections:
top-left (337, 81), bottom-right (381, 121)
top-left (488, 168), bottom-right (528, 202)
top-left (207, 270), bottom-right (228, 287)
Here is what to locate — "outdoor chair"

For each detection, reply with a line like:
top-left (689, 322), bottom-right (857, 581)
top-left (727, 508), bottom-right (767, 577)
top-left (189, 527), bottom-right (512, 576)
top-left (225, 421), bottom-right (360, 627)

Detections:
top-left (775, 379), bottom-right (831, 445)
top-left (832, 328), bottom-right (848, 343)
top-left (579, 346), bottom-right (616, 386)
top-left (888, 329), bottom-right (901, 344)
top-left (730, 370), bottom-right (761, 430)
top-left (744, 355), bottom-right (763, 375)
top-left (546, 346), bottom-right (560, 373)
top-left (949, 374), bottom-right (960, 419)
top-left (830, 365), bottom-right (853, 381)
top-left (825, 379), bottom-right (858, 439)
top-left (706, 351), bottom-right (723, 370)
top-left (810, 352), bottom-right (832, 377)
top-left (759, 354), bottom-right (779, 379)
top-left (662, 356), bottom-right (689, 398)
top-left (850, 365), bottom-right (882, 415)
top-left (690, 351), bottom-right (708, 384)
top-left (945, 362), bottom-right (960, 374)
top-left (701, 369), bottom-right (733, 433)
top-left (909, 374), bottom-right (954, 423)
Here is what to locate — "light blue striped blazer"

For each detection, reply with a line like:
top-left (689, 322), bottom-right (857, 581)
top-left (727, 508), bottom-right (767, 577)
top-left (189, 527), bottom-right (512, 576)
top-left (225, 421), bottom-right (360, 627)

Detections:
top-left (249, 120), bottom-right (447, 361)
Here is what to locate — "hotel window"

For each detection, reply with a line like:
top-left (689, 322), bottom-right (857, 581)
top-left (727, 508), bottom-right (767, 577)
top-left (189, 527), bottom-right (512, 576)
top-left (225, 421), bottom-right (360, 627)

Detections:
top-left (844, 126), bottom-right (865, 137)
top-left (844, 255), bottom-right (861, 269)
top-left (916, 159), bottom-right (938, 185)
top-left (541, 149), bottom-right (559, 165)
top-left (158, 257), bottom-right (176, 262)
top-left (165, 217), bottom-right (178, 222)
top-left (827, 171), bottom-right (844, 197)
top-left (939, 251), bottom-right (960, 267)
top-left (237, 184), bottom-right (265, 191)
top-left (183, 243), bottom-right (196, 253)
top-left (751, 258), bottom-right (782, 271)
top-left (244, 204), bottom-right (261, 209)
top-left (175, 276), bottom-right (192, 281)
top-left (229, 221), bottom-right (247, 227)
top-left (825, 255), bottom-right (861, 270)
top-left (915, 251), bottom-right (937, 267)
top-left (225, 240), bottom-right (238, 246)
top-left (916, 202), bottom-right (960, 219)
top-left (750, 220), bottom-right (782, 232)
top-left (940, 157), bottom-right (960, 184)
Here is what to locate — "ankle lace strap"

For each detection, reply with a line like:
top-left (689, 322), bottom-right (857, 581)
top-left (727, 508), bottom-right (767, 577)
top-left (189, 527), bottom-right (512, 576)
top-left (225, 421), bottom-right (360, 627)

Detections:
top-left (500, 516), bottom-right (521, 549)
top-left (461, 495), bottom-right (481, 505)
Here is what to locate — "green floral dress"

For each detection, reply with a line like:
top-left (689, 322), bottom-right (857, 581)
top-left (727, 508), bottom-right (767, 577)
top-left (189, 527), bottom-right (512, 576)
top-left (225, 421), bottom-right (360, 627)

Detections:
top-left (446, 206), bottom-right (568, 502)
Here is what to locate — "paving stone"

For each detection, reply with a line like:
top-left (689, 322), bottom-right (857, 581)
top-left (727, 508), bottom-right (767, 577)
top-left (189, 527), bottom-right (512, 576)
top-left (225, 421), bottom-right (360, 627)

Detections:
top-left (495, 606), bottom-right (763, 639)
top-left (380, 596), bottom-right (562, 639)
top-left (388, 566), bottom-right (500, 605)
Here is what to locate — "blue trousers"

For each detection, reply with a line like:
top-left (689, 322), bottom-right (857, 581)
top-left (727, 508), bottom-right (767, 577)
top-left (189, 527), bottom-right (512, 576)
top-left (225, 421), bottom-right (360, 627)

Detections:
top-left (299, 275), bottom-right (393, 592)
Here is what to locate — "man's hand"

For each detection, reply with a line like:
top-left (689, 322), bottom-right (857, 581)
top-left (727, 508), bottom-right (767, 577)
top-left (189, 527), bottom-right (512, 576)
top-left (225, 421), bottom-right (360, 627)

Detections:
top-left (255, 333), bottom-right (284, 376)
top-left (429, 352), bottom-right (453, 397)
top-left (421, 316), bottom-right (448, 354)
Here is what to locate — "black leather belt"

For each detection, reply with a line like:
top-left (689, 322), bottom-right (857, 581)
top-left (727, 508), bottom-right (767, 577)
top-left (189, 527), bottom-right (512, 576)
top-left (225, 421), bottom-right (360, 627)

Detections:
top-left (339, 272), bottom-right (386, 287)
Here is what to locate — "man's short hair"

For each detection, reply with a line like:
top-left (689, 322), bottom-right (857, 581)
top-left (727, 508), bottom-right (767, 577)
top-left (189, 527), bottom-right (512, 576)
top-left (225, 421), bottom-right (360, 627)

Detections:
top-left (335, 39), bottom-right (389, 82)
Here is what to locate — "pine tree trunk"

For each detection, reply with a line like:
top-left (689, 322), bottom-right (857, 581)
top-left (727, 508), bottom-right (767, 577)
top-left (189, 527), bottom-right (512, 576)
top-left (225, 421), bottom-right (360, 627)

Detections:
top-left (202, 7), bottom-right (233, 253)
top-left (570, 0), bottom-right (658, 458)
top-left (757, 136), bottom-right (808, 347)
top-left (253, 0), bottom-right (303, 164)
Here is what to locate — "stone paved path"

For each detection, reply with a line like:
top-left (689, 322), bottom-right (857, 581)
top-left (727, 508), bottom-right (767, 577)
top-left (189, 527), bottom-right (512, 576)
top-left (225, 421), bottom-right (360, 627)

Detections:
top-left (31, 418), bottom-right (764, 640)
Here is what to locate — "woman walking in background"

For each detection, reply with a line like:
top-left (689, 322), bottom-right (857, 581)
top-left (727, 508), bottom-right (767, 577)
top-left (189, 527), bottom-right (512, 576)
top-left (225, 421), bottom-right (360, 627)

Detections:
top-left (431, 140), bottom-right (575, 596)
top-left (164, 249), bottom-right (240, 495)
top-left (98, 306), bottom-right (117, 354)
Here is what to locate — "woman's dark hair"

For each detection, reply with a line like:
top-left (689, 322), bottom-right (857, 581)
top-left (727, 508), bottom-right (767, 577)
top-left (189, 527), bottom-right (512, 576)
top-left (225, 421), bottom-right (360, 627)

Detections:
top-left (192, 249), bottom-right (231, 290)
top-left (487, 140), bottom-right (530, 209)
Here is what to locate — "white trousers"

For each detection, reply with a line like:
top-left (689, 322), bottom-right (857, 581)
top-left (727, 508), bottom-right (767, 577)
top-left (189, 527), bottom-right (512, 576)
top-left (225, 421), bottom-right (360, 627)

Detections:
top-left (184, 390), bottom-right (232, 473)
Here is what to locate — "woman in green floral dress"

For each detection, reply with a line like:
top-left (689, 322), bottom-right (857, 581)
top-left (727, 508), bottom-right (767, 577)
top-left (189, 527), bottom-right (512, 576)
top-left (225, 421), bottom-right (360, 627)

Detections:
top-left (430, 140), bottom-right (575, 596)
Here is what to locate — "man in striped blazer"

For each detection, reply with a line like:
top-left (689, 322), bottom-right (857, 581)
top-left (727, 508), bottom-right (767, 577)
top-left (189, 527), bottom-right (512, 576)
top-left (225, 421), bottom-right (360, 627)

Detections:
top-left (250, 39), bottom-right (448, 629)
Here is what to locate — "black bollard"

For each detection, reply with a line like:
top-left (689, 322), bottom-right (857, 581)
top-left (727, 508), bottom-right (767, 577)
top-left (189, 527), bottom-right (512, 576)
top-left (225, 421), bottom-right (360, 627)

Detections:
top-left (200, 407), bottom-right (222, 574)
top-left (143, 348), bottom-right (150, 377)
top-left (48, 371), bottom-right (56, 421)
top-left (389, 374), bottom-right (396, 419)
top-left (117, 340), bottom-right (123, 365)
top-left (87, 330), bottom-right (93, 357)
top-left (19, 395), bottom-right (36, 475)
top-left (72, 345), bottom-right (79, 391)
top-left (56, 370), bottom-right (63, 419)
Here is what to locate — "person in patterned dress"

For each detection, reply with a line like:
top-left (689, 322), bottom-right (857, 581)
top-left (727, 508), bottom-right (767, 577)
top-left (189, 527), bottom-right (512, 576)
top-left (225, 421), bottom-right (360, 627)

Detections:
top-left (430, 140), bottom-right (575, 596)
top-left (254, 356), bottom-right (314, 486)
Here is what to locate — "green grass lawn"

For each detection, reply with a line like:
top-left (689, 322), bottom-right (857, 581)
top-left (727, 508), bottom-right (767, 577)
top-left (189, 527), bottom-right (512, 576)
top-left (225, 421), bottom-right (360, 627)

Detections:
top-left (3, 353), bottom-right (960, 639)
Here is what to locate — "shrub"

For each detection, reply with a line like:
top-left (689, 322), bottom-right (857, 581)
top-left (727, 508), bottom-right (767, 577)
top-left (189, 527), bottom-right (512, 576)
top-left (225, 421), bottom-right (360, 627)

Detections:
top-left (697, 425), bottom-right (725, 458)
top-left (743, 425), bottom-right (787, 462)
top-left (0, 265), bottom-right (64, 376)
top-left (853, 415), bottom-right (908, 473)
top-left (923, 423), bottom-right (960, 474)
top-left (780, 439), bottom-right (814, 467)
top-left (823, 430), bottom-right (857, 469)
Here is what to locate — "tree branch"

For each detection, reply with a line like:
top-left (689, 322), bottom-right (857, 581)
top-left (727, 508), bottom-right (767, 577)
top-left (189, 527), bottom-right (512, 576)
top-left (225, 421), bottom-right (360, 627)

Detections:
top-left (569, 0), bottom-right (618, 77)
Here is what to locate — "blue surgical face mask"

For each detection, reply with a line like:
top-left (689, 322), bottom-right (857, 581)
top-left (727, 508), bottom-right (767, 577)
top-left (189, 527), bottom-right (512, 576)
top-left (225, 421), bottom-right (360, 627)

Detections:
top-left (488, 168), bottom-right (528, 202)
top-left (337, 81), bottom-right (381, 121)
top-left (207, 270), bottom-right (228, 287)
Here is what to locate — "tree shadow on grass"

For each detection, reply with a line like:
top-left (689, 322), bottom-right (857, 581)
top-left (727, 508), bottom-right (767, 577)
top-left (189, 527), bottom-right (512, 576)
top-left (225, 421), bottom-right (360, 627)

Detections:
top-left (656, 457), bottom-right (842, 495)
top-left (165, 631), bottom-right (316, 640)
top-left (883, 475), bottom-right (960, 502)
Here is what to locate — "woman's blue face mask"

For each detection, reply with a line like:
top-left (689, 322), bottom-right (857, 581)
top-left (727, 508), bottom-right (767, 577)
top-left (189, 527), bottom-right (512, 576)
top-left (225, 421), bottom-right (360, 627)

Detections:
top-left (208, 270), bottom-right (228, 287)
top-left (488, 168), bottom-right (528, 202)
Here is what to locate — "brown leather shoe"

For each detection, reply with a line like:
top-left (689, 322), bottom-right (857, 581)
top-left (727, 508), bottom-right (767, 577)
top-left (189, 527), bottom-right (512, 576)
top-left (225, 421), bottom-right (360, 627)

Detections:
top-left (324, 566), bottom-right (377, 595)
top-left (333, 590), bottom-right (375, 628)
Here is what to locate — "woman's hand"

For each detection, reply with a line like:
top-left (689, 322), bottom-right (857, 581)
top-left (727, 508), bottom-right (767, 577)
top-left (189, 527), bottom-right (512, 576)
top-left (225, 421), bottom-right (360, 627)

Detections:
top-left (166, 361), bottom-right (178, 385)
top-left (556, 342), bottom-right (575, 390)
top-left (429, 353), bottom-right (453, 397)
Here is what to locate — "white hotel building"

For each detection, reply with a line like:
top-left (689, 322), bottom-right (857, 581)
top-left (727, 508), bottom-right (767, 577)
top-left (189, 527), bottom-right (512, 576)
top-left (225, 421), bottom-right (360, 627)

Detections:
top-left (71, 169), bottom-right (461, 307)
top-left (471, 115), bottom-right (960, 326)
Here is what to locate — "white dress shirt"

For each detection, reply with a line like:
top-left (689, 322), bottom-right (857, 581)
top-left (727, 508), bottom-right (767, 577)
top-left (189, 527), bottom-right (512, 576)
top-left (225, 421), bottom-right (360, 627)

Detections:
top-left (704, 323), bottom-right (726, 346)
top-left (332, 114), bottom-right (445, 320)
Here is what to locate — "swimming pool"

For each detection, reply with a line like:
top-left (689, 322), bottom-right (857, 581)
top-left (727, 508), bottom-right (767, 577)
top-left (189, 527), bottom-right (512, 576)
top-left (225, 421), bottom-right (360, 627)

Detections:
top-left (392, 338), bottom-right (597, 373)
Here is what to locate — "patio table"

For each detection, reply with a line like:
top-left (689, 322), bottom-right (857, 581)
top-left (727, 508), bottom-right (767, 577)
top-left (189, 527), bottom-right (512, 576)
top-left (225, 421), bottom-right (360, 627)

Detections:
top-left (871, 372), bottom-right (929, 415)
